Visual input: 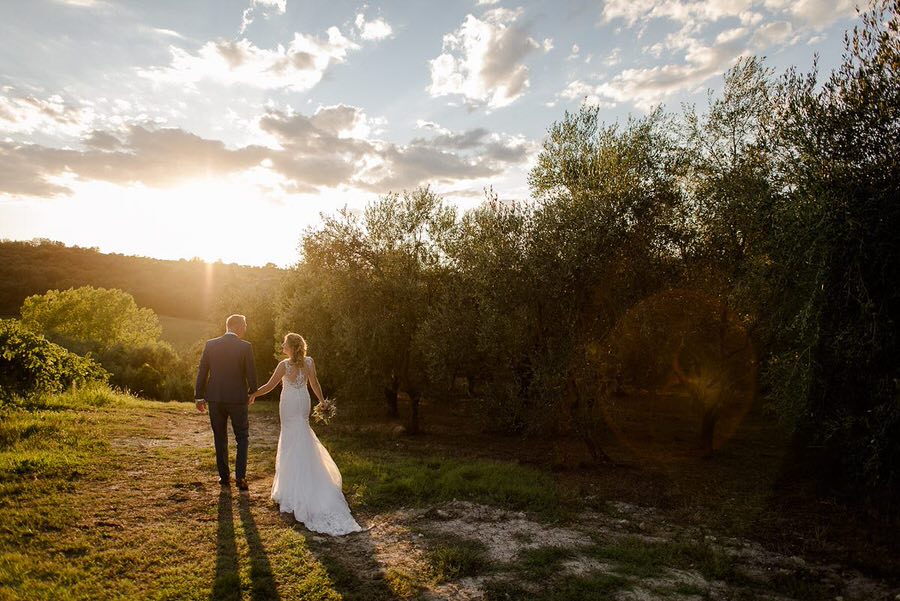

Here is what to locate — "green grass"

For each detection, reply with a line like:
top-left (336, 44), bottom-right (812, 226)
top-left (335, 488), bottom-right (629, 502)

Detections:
top-left (1, 385), bottom-right (562, 601)
top-left (426, 533), bottom-right (490, 581)
top-left (324, 437), bottom-right (561, 518)
top-left (514, 546), bottom-right (576, 581)
top-left (585, 536), bottom-right (737, 581)
top-left (0, 385), bottom-right (874, 601)
top-left (483, 572), bottom-right (628, 601)
top-left (0, 385), bottom-right (342, 600)
top-left (0, 387), bottom-right (123, 485)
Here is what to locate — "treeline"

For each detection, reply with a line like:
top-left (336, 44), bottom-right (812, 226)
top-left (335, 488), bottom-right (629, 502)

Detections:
top-left (274, 2), bottom-right (899, 505)
top-left (0, 242), bottom-right (285, 403)
top-left (0, 240), bottom-right (283, 320)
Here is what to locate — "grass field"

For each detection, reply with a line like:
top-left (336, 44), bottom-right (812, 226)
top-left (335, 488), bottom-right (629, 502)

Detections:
top-left (1, 387), bottom-right (898, 600)
top-left (157, 315), bottom-right (214, 351)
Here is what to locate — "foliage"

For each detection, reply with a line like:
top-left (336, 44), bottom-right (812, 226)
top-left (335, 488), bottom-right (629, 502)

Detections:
top-left (280, 187), bottom-right (456, 431)
top-left (0, 319), bottom-right (108, 403)
top-left (421, 195), bottom-right (535, 432)
top-left (760, 0), bottom-right (900, 501)
top-left (20, 285), bottom-right (162, 352)
top-left (18, 286), bottom-right (193, 401)
top-left (526, 106), bottom-right (684, 449)
top-left (98, 340), bottom-right (195, 402)
top-left (210, 273), bottom-right (285, 395)
top-left (0, 239), bottom-right (283, 321)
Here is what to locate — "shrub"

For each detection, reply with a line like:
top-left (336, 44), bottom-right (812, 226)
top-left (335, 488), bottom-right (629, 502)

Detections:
top-left (0, 319), bottom-right (108, 403)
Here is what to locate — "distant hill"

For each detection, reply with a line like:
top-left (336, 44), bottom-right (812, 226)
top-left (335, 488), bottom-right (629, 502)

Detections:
top-left (0, 239), bottom-right (285, 321)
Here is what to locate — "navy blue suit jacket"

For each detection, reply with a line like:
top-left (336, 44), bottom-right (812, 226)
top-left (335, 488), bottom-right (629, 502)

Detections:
top-left (194, 333), bottom-right (258, 404)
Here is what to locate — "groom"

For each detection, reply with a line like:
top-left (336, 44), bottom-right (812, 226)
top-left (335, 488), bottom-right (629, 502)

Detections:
top-left (195, 314), bottom-right (257, 491)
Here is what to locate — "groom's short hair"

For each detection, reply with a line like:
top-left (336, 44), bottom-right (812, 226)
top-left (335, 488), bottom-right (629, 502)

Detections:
top-left (226, 314), bottom-right (246, 332)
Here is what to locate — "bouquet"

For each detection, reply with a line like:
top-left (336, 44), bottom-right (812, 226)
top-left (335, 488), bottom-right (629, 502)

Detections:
top-left (312, 397), bottom-right (337, 424)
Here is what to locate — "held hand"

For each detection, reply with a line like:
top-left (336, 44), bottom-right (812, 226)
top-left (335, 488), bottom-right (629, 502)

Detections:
top-left (248, 393), bottom-right (257, 406)
top-left (195, 400), bottom-right (207, 413)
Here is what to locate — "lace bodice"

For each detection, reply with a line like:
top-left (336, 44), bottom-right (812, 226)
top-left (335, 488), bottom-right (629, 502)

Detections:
top-left (283, 357), bottom-right (311, 389)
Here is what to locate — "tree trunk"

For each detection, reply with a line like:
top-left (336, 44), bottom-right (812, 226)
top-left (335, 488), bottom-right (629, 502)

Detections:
top-left (579, 425), bottom-right (612, 464)
top-left (700, 404), bottom-right (719, 457)
top-left (384, 376), bottom-right (399, 418)
top-left (568, 378), bottom-right (613, 464)
top-left (407, 391), bottom-right (421, 435)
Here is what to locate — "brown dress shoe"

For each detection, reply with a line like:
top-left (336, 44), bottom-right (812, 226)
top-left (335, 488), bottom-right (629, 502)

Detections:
top-left (236, 478), bottom-right (249, 491)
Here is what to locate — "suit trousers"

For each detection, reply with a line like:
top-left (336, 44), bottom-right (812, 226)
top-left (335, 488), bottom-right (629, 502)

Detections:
top-left (208, 401), bottom-right (249, 482)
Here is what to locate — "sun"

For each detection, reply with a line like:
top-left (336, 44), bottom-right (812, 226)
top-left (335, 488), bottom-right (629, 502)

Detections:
top-left (9, 171), bottom-right (330, 267)
top-left (57, 176), bottom-right (286, 266)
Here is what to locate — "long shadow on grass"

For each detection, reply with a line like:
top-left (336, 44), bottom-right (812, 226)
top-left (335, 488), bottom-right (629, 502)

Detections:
top-left (212, 488), bottom-right (241, 601)
top-left (238, 492), bottom-right (281, 601)
top-left (288, 515), bottom-right (399, 601)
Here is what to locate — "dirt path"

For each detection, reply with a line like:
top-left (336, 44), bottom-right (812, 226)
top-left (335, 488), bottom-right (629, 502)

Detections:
top-left (81, 402), bottom-right (899, 601)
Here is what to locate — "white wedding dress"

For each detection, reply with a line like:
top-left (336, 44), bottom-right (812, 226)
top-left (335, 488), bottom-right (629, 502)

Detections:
top-left (271, 357), bottom-right (362, 536)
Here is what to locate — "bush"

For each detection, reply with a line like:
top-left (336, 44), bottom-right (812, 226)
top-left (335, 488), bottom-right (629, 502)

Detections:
top-left (0, 319), bottom-right (108, 403)
top-left (18, 286), bottom-right (195, 401)
top-left (20, 285), bottom-right (161, 352)
top-left (98, 341), bottom-right (195, 401)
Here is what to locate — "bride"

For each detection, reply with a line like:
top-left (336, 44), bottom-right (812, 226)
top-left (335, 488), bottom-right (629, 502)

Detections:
top-left (249, 333), bottom-right (363, 536)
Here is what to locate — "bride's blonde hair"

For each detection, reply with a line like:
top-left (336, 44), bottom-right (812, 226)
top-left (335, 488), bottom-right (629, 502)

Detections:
top-left (284, 333), bottom-right (307, 369)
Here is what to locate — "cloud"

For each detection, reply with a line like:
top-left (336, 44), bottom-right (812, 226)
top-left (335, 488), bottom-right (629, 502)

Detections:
top-left (54, 0), bottom-right (103, 7)
top-left (567, 44), bottom-right (581, 60)
top-left (410, 127), bottom-right (490, 149)
top-left (601, 0), bottom-right (854, 32)
top-left (150, 27), bottom-right (186, 40)
top-left (355, 13), bottom-right (394, 41)
top-left (365, 127), bottom-right (530, 191)
top-left (604, 47), bottom-right (622, 66)
top-left (139, 27), bottom-right (358, 91)
top-left (0, 142), bottom-right (73, 196)
top-left (0, 106), bottom-right (531, 198)
top-left (751, 20), bottom-right (794, 48)
top-left (260, 108), bottom-right (530, 192)
top-left (415, 119), bottom-right (445, 131)
top-left (561, 0), bottom-right (845, 112)
top-left (428, 10), bottom-right (548, 109)
top-left (0, 126), bottom-right (267, 197)
top-left (240, 0), bottom-right (287, 34)
top-left (602, 0), bottom-right (755, 30)
top-left (558, 80), bottom-right (617, 108)
top-left (759, 0), bottom-right (849, 28)
top-left (70, 128), bottom-right (268, 189)
top-left (562, 33), bottom-right (749, 109)
top-left (0, 90), bottom-right (94, 136)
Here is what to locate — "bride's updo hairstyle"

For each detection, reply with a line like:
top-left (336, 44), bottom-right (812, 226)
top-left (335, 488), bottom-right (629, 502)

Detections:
top-left (285, 333), bottom-right (307, 369)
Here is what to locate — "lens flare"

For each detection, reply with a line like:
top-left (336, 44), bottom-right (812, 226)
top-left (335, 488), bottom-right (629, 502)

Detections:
top-left (590, 289), bottom-right (757, 463)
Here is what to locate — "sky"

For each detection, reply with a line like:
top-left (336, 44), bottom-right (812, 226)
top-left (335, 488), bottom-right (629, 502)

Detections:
top-left (0, 0), bottom-right (859, 267)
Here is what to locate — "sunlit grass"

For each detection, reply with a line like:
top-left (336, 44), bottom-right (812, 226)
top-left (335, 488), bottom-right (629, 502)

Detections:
top-left (324, 438), bottom-right (561, 517)
top-left (0, 385), bottom-right (342, 600)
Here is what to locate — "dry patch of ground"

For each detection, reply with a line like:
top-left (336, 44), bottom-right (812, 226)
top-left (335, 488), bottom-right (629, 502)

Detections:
top-left (313, 498), bottom-right (899, 600)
